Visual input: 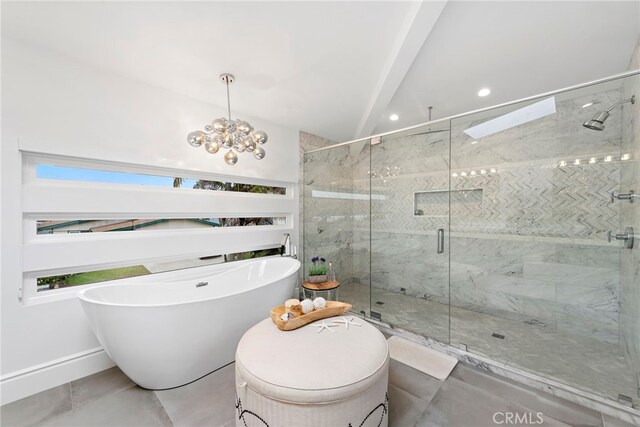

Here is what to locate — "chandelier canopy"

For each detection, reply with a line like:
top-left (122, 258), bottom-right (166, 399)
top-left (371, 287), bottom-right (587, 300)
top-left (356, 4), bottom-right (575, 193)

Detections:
top-left (187, 73), bottom-right (267, 165)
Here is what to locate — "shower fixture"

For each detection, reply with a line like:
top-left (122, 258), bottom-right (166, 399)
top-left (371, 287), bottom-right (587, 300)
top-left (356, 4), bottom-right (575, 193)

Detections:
top-left (608, 227), bottom-right (634, 249)
top-left (611, 190), bottom-right (638, 203)
top-left (582, 95), bottom-right (635, 131)
top-left (408, 106), bottom-right (449, 136)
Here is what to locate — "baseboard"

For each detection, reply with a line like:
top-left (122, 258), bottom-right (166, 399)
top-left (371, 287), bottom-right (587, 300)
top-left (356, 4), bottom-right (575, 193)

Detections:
top-left (1, 347), bottom-right (115, 405)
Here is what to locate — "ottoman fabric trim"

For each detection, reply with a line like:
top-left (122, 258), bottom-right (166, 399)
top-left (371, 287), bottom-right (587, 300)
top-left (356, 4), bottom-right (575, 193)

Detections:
top-left (348, 392), bottom-right (388, 427)
top-left (235, 396), bottom-right (269, 427)
top-left (234, 392), bottom-right (389, 427)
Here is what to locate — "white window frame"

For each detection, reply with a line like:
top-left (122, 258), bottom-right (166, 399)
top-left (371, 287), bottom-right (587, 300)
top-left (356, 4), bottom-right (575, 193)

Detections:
top-left (21, 151), bottom-right (296, 305)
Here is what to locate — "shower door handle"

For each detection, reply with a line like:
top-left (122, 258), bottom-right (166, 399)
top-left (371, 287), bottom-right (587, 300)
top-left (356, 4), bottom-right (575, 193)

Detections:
top-left (437, 229), bottom-right (445, 254)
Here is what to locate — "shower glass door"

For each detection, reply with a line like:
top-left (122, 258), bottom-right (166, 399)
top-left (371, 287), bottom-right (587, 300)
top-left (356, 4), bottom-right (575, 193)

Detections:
top-left (449, 73), bottom-right (640, 404)
top-left (369, 123), bottom-right (451, 344)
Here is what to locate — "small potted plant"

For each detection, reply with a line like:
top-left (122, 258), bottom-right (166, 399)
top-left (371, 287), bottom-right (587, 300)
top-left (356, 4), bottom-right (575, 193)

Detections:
top-left (307, 256), bottom-right (327, 283)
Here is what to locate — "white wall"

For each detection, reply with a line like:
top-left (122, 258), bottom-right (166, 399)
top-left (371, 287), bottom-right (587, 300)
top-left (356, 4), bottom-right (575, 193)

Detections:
top-left (1, 37), bottom-right (300, 404)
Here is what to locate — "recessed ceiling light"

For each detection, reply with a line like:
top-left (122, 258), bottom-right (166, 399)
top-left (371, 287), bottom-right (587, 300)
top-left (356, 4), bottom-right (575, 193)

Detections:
top-left (470, 140), bottom-right (478, 145)
top-left (389, 114), bottom-right (399, 121)
top-left (478, 88), bottom-right (491, 97)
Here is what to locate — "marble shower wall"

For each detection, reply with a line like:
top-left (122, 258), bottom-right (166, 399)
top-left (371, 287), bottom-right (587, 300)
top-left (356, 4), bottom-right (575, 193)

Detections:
top-left (303, 137), bottom-right (371, 308)
top-left (620, 37), bottom-right (640, 396)
top-left (303, 74), bottom-right (636, 350)
top-left (299, 131), bottom-right (336, 282)
top-left (350, 86), bottom-right (625, 345)
top-left (445, 87), bottom-right (627, 345)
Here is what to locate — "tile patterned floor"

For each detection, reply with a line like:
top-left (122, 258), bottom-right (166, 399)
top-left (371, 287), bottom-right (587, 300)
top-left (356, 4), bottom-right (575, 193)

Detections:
top-left (341, 282), bottom-right (638, 405)
top-left (2, 357), bottom-right (635, 427)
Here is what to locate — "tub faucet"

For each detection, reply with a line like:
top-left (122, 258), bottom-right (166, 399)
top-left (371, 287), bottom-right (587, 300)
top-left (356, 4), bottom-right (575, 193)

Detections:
top-left (280, 233), bottom-right (297, 259)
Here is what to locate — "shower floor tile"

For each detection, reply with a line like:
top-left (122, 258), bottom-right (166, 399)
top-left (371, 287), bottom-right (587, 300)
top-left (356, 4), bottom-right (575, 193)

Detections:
top-left (341, 282), bottom-right (638, 405)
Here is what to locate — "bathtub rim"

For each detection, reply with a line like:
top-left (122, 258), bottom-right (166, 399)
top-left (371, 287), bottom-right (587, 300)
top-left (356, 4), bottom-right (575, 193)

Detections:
top-left (77, 257), bottom-right (300, 309)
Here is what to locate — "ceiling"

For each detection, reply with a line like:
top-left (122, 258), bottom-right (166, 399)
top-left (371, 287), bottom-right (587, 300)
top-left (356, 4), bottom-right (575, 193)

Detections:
top-left (2, 1), bottom-right (639, 142)
top-left (374, 1), bottom-right (640, 135)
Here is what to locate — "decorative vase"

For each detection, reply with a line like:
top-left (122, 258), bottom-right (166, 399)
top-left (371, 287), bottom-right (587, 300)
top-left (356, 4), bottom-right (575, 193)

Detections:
top-left (307, 274), bottom-right (327, 284)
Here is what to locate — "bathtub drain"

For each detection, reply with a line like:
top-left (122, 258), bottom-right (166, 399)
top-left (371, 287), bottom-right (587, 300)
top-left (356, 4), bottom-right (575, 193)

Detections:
top-left (196, 282), bottom-right (209, 288)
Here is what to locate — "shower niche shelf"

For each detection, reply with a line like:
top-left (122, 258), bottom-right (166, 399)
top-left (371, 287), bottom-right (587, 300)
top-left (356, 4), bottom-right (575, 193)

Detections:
top-left (414, 188), bottom-right (483, 217)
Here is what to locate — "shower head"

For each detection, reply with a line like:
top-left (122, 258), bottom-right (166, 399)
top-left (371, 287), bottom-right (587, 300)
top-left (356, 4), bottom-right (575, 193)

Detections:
top-left (583, 111), bottom-right (610, 131)
top-left (583, 95), bottom-right (635, 131)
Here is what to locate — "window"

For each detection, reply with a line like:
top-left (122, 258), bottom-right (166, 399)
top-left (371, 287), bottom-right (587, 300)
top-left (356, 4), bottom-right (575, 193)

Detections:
top-left (22, 154), bottom-right (295, 302)
top-left (36, 164), bottom-right (286, 194)
top-left (36, 248), bottom-right (281, 292)
top-left (36, 217), bottom-right (286, 234)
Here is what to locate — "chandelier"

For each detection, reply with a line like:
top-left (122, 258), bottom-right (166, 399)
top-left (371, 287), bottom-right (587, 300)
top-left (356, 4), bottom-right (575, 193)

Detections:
top-left (187, 73), bottom-right (267, 165)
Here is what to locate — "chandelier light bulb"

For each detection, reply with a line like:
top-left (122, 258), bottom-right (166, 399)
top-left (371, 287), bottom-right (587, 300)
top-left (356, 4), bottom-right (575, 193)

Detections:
top-left (224, 150), bottom-right (238, 165)
top-left (187, 131), bottom-right (206, 147)
top-left (254, 147), bottom-right (266, 160)
top-left (211, 118), bottom-right (227, 133)
top-left (187, 73), bottom-right (268, 165)
top-left (205, 140), bottom-right (220, 154)
top-left (252, 131), bottom-right (268, 145)
top-left (233, 140), bottom-right (246, 153)
top-left (244, 137), bottom-right (257, 152)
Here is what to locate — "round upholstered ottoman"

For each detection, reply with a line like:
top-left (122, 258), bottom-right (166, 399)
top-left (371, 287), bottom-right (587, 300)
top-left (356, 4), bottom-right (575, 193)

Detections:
top-left (235, 317), bottom-right (389, 427)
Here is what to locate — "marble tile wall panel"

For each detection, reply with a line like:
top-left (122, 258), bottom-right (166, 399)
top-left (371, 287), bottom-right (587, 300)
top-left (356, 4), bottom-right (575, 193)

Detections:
top-left (619, 38), bottom-right (640, 395)
top-left (303, 138), bottom-right (370, 294)
top-left (299, 131), bottom-right (337, 282)
top-left (370, 231), bottom-right (449, 305)
top-left (448, 236), bottom-right (619, 343)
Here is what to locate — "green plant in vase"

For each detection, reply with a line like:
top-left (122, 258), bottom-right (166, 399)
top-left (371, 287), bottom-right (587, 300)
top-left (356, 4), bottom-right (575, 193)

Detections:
top-left (307, 256), bottom-right (327, 283)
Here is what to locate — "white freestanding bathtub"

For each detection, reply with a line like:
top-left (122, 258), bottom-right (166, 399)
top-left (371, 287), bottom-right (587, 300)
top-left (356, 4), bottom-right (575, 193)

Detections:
top-left (78, 257), bottom-right (300, 389)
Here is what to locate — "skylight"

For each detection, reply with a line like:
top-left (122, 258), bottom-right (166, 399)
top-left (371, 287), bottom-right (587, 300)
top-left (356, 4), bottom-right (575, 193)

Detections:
top-left (463, 97), bottom-right (556, 139)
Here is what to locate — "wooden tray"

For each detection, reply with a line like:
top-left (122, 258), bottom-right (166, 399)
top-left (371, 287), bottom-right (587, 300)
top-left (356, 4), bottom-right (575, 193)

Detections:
top-left (270, 301), bottom-right (352, 331)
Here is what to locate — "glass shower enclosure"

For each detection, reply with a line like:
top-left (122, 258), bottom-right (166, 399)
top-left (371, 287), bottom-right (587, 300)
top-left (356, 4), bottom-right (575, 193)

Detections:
top-left (304, 70), bottom-right (640, 405)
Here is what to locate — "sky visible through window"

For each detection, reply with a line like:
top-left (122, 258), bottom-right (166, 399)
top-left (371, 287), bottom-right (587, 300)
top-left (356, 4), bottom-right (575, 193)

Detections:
top-left (36, 165), bottom-right (197, 188)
